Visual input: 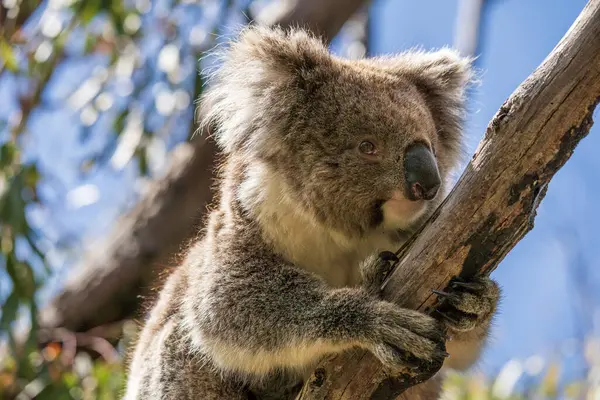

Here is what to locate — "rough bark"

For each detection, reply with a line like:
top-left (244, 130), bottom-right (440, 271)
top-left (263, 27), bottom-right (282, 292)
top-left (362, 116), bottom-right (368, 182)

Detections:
top-left (39, 0), bottom-right (369, 332)
top-left (297, 0), bottom-right (600, 398)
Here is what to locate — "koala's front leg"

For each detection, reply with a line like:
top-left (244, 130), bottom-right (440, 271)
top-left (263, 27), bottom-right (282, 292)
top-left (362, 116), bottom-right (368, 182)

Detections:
top-left (433, 276), bottom-right (500, 370)
top-left (360, 253), bottom-right (500, 372)
top-left (360, 252), bottom-right (450, 380)
top-left (197, 259), bottom-right (448, 378)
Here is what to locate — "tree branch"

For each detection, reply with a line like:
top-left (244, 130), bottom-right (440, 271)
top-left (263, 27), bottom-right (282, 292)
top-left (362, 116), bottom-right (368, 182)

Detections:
top-left (453, 0), bottom-right (485, 57)
top-left (39, 0), bottom-right (369, 332)
top-left (255, 0), bottom-right (367, 41)
top-left (298, 0), bottom-right (600, 398)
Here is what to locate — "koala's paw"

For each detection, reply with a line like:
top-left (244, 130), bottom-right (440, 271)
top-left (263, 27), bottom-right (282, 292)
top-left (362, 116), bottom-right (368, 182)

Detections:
top-left (360, 251), bottom-right (398, 297)
top-left (369, 301), bottom-right (448, 376)
top-left (433, 276), bottom-right (500, 333)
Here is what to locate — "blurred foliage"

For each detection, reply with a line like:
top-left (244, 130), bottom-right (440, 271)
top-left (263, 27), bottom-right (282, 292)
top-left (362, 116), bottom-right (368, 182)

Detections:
top-left (440, 336), bottom-right (600, 399)
top-left (0, 338), bottom-right (127, 399)
top-left (0, 0), bottom-right (249, 397)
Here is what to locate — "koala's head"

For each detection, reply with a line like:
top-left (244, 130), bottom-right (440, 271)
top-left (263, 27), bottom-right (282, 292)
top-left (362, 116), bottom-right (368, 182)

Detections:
top-left (203, 26), bottom-right (473, 238)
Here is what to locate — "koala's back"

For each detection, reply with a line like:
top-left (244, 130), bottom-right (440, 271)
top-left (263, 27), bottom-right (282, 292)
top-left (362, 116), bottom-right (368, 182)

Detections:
top-left (124, 259), bottom-right (246, 400)
top-left (124, 254), bottom-right (308, 400)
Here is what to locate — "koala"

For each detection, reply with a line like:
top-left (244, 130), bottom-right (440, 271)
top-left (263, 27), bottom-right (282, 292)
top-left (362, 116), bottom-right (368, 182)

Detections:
top-left (124, 26), bottom-right (500, 400)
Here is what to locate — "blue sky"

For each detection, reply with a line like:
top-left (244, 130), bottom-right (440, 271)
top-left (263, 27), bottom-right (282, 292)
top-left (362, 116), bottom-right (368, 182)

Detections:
top-left (371, 0), bottom-right (599, 381)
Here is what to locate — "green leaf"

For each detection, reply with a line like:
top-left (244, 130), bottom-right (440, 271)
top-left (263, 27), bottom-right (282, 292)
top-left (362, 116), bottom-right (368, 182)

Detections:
top-left (75, 0), bottom-right (101, 25)
top-left (0, 39), bottom-right (19, 72)
top-left (5, 254), bottom-right (36, 299)
top-left (136, 146), bottom-right (148, 175)
top-left (16, 261), bottom-right (36, 299)
top-left (0, 142), bottom-right (18, 168)
top-left (108, 0), bottom-right (127, 35)
top-left (113, 109), bottom-right (128, 135)
top-left (6, 176), bottom-right (28, 234)
top-left (94, 362), bottom-right (110, 384)
top-left (62, 371), bottom-right (78, 388)
top-left (0, 292), bottom-right (20, 332)
top-left (84, 34), bottom-right (98, 54)
top-left (23, 164), bottom-right (40, 188)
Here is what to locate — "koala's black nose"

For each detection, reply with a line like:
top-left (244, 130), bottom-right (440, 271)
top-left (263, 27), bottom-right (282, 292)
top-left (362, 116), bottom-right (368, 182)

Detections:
top-left (403, 143), bottom-right (441, 201)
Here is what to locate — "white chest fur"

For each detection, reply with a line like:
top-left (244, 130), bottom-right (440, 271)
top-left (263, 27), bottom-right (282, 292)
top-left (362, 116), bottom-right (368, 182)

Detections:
top-left (237, 162), bottom-right (398, 287)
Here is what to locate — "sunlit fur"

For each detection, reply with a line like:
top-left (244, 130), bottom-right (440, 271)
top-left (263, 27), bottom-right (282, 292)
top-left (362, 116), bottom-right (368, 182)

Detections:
top-left (125, 26), bottom-right (498, 400)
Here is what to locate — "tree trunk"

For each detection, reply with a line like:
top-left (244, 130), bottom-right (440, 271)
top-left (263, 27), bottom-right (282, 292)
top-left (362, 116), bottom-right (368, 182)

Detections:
top-left (39, 0), bottom-right (370, 332)
top-left (297, 1), bottom-right (600, 398)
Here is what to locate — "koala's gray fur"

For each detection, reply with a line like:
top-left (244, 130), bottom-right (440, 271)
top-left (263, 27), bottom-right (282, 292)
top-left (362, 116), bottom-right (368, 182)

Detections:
top-left (124, 26), bottom-right (499, 400)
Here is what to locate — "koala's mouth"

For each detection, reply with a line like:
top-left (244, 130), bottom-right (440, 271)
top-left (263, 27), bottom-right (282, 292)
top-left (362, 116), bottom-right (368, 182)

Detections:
top-left (384, 197), bottom-right (426, 215)
top-left (368, 188), bottom-right (438, 238)
top-left (392, 196), bottom-right (440, 238)
top-left (378, 190), bottom-right (431, 233)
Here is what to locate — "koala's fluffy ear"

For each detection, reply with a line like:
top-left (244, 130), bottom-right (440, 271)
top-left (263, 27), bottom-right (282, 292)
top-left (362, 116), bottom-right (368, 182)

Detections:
top-left (200, 26), bottom-right (331, 154)
top-left (225, 26), bottom-right (331, 80)
top-left (373, 49), bottom-right (474, 162)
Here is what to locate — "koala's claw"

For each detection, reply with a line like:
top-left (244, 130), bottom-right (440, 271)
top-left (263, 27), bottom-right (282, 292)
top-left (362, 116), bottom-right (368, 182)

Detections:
top-left (431, 289), bottom-right (452, 297)
top-left (449, 280), bottom-right (485, 292)
top-left (433, 276), bottom-right (499, 333)
top-left (378, 251), bottom-right (399, 263)
top-left (434, 309), bottom-right (460, 325)
top-left (360, 252), bottom-right (398, 296)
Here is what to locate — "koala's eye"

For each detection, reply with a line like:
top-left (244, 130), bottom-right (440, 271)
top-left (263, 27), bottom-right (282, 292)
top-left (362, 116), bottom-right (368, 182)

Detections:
top-left (358, 140), bottom-right (376, 155)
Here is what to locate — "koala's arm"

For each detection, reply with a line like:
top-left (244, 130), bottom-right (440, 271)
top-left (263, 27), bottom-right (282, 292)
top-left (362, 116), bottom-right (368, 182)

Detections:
top-left (361, 253), bottom-right (500, 372)
top-left (190, 253), bottom-right (447, 375)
